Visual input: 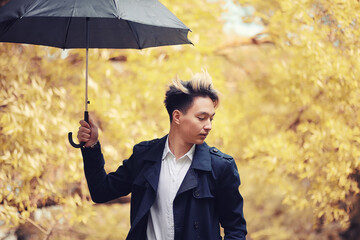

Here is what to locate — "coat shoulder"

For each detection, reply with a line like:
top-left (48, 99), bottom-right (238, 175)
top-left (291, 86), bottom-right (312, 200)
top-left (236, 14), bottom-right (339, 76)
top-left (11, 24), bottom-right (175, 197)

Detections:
top-left (133, 138), bottom-right (161, 152)
top-left (209, 146), bottom-right (234, 162)
top-left (136, 138), bottom-right (161, 147)
top-left (208, 146), bottom-right (241, 184)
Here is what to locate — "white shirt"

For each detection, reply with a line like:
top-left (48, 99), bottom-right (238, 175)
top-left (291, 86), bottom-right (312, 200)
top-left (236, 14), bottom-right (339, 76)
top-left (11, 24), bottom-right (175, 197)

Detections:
top-left (146, 137), bottom-right (195, 240)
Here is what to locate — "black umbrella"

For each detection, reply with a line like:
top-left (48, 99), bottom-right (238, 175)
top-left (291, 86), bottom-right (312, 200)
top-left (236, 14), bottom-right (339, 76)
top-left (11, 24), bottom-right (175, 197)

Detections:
top-left (0, 0), bottom-right (191, 148)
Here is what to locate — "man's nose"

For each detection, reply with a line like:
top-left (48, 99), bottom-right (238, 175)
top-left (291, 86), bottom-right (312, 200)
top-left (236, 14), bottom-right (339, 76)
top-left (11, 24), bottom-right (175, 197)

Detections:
top-left (204, 119), bottom-right (212, 130)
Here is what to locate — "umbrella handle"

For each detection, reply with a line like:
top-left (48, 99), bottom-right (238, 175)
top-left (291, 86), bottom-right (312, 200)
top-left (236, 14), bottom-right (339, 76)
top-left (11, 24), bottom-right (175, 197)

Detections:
top-left (68, 111), bottom-right (89, 148)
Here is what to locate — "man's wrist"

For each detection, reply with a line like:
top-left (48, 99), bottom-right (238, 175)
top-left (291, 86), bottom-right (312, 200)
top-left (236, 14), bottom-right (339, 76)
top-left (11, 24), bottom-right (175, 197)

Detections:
top-left (83, 140), bottom-right (99, 148)
top-left (90, 141), bottom-right (99, 148)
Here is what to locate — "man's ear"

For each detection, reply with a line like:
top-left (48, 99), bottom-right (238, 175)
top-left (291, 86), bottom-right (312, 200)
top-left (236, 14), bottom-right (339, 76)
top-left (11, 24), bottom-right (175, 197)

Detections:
top-left (172, 110), bottom-right (182, 125)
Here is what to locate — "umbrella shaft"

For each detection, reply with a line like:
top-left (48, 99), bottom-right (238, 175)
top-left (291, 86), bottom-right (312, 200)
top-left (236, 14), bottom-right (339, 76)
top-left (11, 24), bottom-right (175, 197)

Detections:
top-left (85, 17), bottom-right (89, 111)
top-left (85, 47), bottom-right (88, 111)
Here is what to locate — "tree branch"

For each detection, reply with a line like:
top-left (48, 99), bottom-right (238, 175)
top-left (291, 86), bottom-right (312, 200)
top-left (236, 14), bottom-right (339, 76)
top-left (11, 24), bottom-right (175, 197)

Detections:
top-left (27, 218), bottom-right (48, 235)
top-left (43, 223), bottom-right (56, 240)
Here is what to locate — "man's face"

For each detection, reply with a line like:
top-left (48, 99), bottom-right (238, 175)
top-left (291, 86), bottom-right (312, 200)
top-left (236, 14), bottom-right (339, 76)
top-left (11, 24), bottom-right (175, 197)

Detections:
top-left (178, 96), bottom-right (216, 145)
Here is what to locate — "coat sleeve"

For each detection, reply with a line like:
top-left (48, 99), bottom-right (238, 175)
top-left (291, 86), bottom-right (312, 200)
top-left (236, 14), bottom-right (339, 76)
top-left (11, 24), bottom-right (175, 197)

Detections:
top-left (81, 142), bottom-right (136, 203)
top-left (217, 158), bottom-right (247, 240)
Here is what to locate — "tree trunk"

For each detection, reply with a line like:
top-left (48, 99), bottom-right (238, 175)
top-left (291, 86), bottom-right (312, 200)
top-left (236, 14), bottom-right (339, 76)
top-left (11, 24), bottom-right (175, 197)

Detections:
top-left (340, 171), bottom-right (360, 240)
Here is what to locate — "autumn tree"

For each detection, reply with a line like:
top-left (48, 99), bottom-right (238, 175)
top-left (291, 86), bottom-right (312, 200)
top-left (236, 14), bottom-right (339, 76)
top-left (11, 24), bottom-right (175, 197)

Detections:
top-left (221, 0), bottom-right (360, 238)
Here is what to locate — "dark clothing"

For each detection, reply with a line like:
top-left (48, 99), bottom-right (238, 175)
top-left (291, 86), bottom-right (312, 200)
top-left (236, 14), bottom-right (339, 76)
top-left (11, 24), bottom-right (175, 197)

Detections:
top-left (81, 135), bottom-right (247, 240)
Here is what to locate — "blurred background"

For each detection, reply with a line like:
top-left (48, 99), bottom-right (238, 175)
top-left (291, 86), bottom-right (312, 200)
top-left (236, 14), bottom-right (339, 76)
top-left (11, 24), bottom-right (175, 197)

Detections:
top-left (1, 0), bottom-right (360, 239)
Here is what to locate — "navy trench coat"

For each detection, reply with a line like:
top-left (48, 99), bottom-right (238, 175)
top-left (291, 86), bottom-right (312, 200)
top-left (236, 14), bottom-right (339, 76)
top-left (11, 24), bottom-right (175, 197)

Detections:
top-left (81, 135), bottom-right (247, 239)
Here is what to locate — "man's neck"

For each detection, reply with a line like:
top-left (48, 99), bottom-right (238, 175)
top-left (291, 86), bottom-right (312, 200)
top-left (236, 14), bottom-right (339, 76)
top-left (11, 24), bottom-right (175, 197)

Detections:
top-left (168, 130), bottom-right (193, 160)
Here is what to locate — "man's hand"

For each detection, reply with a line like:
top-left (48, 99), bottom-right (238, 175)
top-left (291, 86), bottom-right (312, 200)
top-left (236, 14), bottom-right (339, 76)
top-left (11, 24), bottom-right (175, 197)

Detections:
top-left (77, 115), bottom-right (99, 148)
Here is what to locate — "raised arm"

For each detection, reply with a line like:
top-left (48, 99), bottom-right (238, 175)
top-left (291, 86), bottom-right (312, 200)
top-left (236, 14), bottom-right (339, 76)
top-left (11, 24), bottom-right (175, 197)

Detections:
top-left (77, 116), bottom-right (133, 203)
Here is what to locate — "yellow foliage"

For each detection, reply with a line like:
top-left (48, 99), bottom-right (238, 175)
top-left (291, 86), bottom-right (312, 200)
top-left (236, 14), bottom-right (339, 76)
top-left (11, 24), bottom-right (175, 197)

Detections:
top-left (234, 0), bottom-right (360, 233)
top-left (1, 0), bottom-right (359, 239)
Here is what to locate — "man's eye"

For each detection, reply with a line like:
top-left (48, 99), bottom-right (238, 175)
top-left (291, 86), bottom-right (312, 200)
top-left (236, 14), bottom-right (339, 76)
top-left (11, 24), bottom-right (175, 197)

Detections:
top-left (198, 117), bottom-right (205, 120)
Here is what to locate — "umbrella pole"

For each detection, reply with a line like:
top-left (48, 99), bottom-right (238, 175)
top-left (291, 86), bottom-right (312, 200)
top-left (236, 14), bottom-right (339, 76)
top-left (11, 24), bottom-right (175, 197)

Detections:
top-left (83, 46), bottom-right (89, 124)
top-left (85, 47), bottom-right (89, 112)
top-left (85, 16), bottom-right (89, 114)
top-left (68, 17), bottom-right (90, 148)
top-left (84, 17), bottom-right (89, 122)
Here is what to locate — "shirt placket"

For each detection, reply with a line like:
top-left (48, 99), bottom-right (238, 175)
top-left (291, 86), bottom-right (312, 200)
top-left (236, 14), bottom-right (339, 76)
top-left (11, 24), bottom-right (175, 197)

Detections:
top-left (168, 155), bottom-right (177, 239)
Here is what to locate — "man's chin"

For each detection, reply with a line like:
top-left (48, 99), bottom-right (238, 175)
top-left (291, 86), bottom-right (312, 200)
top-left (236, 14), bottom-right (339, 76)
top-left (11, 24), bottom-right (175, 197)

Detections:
top-left (194, 138), bottom-right (206, 145)
top-left (186, 136), bottom-right (207, 145)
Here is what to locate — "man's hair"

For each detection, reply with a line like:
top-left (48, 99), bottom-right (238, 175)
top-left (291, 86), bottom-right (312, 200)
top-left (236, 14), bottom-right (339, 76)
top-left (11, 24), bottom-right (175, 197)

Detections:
top-left (164, 70), bottom-right (219, 122)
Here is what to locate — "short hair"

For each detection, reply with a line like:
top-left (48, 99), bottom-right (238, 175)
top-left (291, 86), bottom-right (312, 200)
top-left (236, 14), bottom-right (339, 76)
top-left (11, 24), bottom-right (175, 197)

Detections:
top-left (164, 70), bottom-right (219, 122)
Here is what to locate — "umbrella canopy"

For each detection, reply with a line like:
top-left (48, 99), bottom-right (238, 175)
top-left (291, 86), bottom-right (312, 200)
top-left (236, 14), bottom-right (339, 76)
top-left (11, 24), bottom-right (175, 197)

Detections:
top-left (0, 0), bottom-right (192, 148)
top-left (0, 0), bottom-right (191, 49)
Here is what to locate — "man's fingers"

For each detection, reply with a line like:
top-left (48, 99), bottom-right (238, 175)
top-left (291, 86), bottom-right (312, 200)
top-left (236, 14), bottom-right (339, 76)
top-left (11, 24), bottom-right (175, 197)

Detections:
top-left (79, 120), bottom-right (90, 128)
top-left (80, 115), bottom-right (97, 128)
top-left (77, 114), bottom-right (98, 145)
top-left (79, 126), bottom-right (91, 134)
top-left (77, 132), bottom-right (90, 142)
top-left (78, 132), bottom-right (90, 138)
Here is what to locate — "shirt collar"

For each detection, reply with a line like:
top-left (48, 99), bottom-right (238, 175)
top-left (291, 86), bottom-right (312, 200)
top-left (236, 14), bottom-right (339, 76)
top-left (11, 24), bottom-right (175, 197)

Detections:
top-left (162, 136), bottom-right (196, 161)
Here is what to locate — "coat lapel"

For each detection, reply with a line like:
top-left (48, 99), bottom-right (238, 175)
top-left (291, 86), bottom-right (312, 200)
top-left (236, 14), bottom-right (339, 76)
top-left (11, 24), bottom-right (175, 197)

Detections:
top-left (176, 142), bottom-right (212, 197)
top-left (142, 135), bottom-right (167, 191)
top-left (130, 136), bottom-right (167, 230)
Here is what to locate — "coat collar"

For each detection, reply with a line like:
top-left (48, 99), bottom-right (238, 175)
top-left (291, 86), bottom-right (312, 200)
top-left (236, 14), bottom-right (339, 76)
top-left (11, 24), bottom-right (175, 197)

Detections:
top-left (142, 135), bottom-right (212, 171)
top-left (142, 135), bottom-right (167, 162)
top-left (191, 142), bottom-right (212, 172)
top-left (142, 135), bottom-right (212, 169)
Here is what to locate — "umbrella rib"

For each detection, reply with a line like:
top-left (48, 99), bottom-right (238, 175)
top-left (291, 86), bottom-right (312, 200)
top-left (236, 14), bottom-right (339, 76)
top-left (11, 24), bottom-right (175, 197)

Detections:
top-left (0, 0), bottom-right (38, 42)
top-left (62, 17), bottom-right (73, 49)
top-left (126, 21), bottom-right (141, 49)
top-left (112, 0), bottom-right (120, 17)
top-left (63, 0), bottom-right (78, 49)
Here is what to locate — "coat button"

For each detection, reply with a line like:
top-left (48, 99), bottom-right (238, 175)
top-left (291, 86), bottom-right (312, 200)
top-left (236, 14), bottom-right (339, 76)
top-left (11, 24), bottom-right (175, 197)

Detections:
top-left (193, 221), bottom-right (199, 229)
top-left (194, 190), bottom-right (200, 197)
top-left (145, 182), bottom-right (150, 188)
top-left (212, 148), bottom-right (218, 153)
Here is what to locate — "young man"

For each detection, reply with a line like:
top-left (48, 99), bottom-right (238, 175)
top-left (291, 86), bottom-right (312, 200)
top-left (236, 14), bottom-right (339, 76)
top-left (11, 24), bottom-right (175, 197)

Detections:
top-left (77, 71), bottom-right (247, 240)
